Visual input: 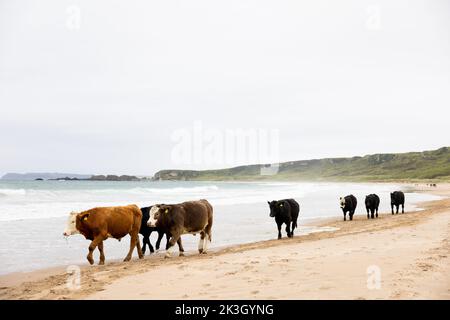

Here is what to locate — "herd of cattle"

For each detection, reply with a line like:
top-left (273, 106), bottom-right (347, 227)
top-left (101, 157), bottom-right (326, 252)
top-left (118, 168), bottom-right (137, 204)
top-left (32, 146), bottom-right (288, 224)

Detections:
top-left (63, 191), bottom-right (405, 265)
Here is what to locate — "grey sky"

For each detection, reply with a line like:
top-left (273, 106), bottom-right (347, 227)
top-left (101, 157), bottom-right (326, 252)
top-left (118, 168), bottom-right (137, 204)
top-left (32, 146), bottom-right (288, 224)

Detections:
top-left (1, 0), bottom-right (449, 176)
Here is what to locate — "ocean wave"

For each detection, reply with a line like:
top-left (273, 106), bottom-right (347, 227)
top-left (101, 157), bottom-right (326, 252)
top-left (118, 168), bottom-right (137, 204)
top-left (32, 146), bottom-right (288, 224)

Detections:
top-left (0, 189), bottom-right (27, 196)
top-left (90, 185), bottom-right (220, 195)
top-left (258, 182), bottom-right (297, 187)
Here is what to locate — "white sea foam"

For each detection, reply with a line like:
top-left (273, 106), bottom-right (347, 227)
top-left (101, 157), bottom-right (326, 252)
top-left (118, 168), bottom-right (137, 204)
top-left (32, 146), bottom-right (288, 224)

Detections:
top-left (0, 188), bottom-right (27, 196)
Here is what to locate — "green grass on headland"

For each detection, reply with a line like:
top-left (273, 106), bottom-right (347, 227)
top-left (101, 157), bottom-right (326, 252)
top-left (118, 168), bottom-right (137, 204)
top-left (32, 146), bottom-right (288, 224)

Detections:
top-left (153, 147), bottom-right (450, 182)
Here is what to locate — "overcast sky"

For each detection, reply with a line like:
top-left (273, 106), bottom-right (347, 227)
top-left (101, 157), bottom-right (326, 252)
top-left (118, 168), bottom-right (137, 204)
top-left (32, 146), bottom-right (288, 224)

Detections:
top-left (1, 0), bottom-right (449, 176)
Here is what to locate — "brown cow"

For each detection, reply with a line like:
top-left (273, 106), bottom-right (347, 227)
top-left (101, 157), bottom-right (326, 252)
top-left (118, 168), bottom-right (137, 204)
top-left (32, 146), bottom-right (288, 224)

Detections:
top-left (147, 199), bottom-right (213, 258)
top-left (63, 204), bottom-right (144, 265)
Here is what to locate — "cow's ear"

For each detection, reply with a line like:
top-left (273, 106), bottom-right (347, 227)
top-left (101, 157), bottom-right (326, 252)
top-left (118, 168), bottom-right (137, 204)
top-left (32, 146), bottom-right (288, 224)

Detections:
top-left (80, 213), bottom-right (90, 222)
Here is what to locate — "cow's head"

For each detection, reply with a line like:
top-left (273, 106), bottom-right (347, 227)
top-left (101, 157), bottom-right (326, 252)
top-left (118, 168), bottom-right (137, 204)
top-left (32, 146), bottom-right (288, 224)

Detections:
top-left (339, 197), bottom-right (346, 208)
top-left (63, 211), bottom-right (80, 236)
top-left (147, 205), bottom-right (169, 227)
top-left (365, 195), bottom-right (371, 206)
top-left (268, 200), bottom-right (284, 217)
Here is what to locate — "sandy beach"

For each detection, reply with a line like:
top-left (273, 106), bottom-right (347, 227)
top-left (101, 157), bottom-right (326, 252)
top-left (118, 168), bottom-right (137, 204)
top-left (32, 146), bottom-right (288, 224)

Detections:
top-left (1, 183), bottom-right (449, 300)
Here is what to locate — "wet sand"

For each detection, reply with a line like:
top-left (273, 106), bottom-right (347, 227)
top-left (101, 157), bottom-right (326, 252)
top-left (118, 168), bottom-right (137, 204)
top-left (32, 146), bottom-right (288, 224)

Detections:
top-left (1, 183), bottom-right (449, 300)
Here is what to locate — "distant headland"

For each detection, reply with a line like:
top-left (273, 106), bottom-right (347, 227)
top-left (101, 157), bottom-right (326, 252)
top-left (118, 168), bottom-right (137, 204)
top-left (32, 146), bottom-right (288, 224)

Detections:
top-left (153, 146), bottom-right (450, 182)
top-left (0, 173), bottom-right (148, 181)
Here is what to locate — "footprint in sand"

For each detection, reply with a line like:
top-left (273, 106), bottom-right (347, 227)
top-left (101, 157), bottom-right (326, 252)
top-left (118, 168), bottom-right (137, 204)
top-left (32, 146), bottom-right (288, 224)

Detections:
top-left (319, 286), bottom-right (334, 290)
top-left (417, 262), bottom-right (434, 271)
top-left (242, 265), bottom-right (254, 271)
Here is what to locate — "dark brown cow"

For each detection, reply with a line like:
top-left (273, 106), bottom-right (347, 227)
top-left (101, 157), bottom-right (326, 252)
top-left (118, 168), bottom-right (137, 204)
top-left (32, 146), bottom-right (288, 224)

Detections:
top-left (63, 204), bottom-right (144, 265)
top-left (147, 199), bottom-right (213, 258)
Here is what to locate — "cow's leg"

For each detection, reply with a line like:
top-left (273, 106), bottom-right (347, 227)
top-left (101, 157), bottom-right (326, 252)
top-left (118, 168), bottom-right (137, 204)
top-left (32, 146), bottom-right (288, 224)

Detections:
top-left (87, 235), bottom-right (105, 265)
top-left (98, 241), bottom-right (105, 265)
top-left (391, 205), bottom-right (394, 215)
top-left (202, 234), bottom-right (209, 253)
top-left (371, 209), bottom-right (375, 219)
top-left (343, 211), bottom-right (346, 221)
top-left (277, 223), bottom-right (282, 239)
top-left (155, 231), bottom-right (164, 251)
top-left (198, 231), bottom-right (207, 254)
top-left (141, 235), bottom-right (148, 255)
top-left (135, 234), bottom-right (144, 259)
top-left (366, 209), bottom-right (370, 219)
top-left (148, 237), bottom-right (155, 254)
top-left (376, 207), bottom-right (379, 218)
top-left (402, 203), bottom-right (404, 214)
top-left (396, 205), bottom-right (399, 214)
top-left (165, 233), bottom-right (171, 250)
top-left (291, 221), bottom-right (296, 237)
top-left (146, 230), bottom-right (154, 253)
top-left (350, 211), bottom-right (354, 221)
top-left (124, 233), bottom-right (140, 262)
top-left (177, 238), bottom-right (185, 256)
top-left (165, 233), bottom-right (181, 258)
top-left (141, 237), bottom-right (146, 255)
top-left (285, 223), bottom-right (292, 238)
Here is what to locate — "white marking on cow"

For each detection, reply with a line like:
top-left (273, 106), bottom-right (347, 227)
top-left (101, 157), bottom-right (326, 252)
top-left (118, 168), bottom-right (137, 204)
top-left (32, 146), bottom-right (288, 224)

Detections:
top-left (166, 244), bottom-right (176, 258)
top-left (63, 211), bottom-right (80, 236)
top-left (147, 206), bottom-right (160, 227)
top-left (340, 197), bottom-right (346, 208)
top-left (203, 237), bottom-right (209, 253)
top-left (198, 236), bottom-right (204, 252)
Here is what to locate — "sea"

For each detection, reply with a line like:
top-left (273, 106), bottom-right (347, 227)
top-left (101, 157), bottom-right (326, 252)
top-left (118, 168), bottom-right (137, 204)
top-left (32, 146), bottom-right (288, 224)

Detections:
top-left (0, 180), bottom-right (440, 275)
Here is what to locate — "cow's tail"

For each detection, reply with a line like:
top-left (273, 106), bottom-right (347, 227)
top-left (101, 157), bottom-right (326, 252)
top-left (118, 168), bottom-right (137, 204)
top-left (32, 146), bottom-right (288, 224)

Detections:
top-left (203, 200), bottom-right (213, 242)
top-left (206, 212), bottom-right (213, 242)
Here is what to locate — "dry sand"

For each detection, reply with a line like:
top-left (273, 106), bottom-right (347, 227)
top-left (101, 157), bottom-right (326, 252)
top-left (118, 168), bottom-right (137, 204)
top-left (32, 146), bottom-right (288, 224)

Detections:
top-left (1, 183), bottom-right (449, 300)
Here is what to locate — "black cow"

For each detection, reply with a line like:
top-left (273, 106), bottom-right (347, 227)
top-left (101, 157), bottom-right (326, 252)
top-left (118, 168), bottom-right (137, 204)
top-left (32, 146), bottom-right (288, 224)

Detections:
top-left (365, 194), bottom-right (380, 219)
top-left (390, 191), bottom-right (405, 214)
top-left (140, 206), bottom-right (175, 254)
top-left (267, 199), bottom-right (300, 239)
top-left (340, 195), bottom-right (357, 221)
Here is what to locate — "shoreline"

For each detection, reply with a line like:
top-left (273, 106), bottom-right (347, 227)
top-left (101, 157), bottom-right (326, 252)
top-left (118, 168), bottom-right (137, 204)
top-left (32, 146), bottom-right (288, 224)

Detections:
top-left (0, 216), bottom-right (340, 286)
top-left (1, 183), bottom-right (449, 299)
